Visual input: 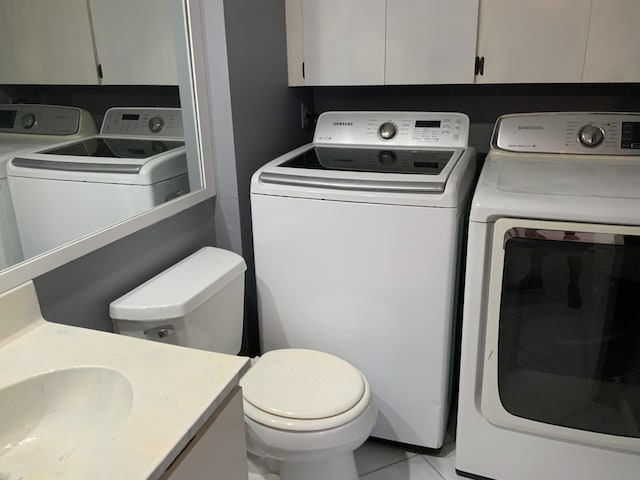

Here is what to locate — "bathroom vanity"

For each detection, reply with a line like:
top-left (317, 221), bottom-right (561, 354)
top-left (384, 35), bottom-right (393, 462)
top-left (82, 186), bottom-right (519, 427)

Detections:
top-left (0, 281), bottom-right (250, 480)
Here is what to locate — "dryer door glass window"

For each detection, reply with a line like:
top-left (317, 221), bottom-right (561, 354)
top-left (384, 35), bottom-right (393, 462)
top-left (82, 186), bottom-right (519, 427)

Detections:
top-left (498, 228), bottom-right (640, 438)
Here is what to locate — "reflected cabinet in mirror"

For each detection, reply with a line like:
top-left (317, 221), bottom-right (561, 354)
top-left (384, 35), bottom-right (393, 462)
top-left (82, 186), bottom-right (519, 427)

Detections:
top-left (0, 0), bottom-right (219, 293)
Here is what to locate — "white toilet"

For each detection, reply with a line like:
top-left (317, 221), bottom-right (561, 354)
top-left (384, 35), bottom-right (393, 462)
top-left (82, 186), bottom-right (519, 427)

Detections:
top-left (110, 246), bottom-right (377, 480)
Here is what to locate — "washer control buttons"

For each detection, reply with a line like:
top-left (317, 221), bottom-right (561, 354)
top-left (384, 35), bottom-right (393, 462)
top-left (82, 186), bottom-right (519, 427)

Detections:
top-left (21, 113), bottom-right (36, 129)
top-left (148, 116), bottom-right (165, 133)
top-left (378, 122), bottom-right (397, 140)
top-left (578, 124), bottom-right (605, 148)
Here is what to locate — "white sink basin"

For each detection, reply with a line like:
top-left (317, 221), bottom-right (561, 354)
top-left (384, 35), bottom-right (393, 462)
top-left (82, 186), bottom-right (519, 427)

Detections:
top-left (0, 367), bottom-right (133, 478)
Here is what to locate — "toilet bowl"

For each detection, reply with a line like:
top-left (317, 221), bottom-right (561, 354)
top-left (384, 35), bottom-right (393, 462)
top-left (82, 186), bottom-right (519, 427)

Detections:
top-left (109, 247), bottom-right (377, 480)
top-left (241, 348), bottom-right (377, 480)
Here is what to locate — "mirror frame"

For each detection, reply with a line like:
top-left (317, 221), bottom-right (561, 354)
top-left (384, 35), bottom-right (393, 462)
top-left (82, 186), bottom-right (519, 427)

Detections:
top-left (0, 0), bottom-right (220, 294)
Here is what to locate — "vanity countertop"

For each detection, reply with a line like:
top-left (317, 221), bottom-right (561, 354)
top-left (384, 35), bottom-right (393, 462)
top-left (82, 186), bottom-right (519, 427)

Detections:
top-left (0, 281), bottom-right (250, 480)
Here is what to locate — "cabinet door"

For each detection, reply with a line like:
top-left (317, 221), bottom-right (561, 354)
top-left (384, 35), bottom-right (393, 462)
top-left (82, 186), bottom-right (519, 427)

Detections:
top-left (302, 0), bottom-right (386, 85)
top-left (583, 0), bottom-right (640, 82)
top-left (0, 0), bottom-right (98, 84)
top-left (160, 387), bottom-right (248, 480)
top-left (89, 0), bottom-right (179, 85)
top-left (476, 0), bottom-right (591, 83)
top-left (386, 0), bottom-right (479, 85)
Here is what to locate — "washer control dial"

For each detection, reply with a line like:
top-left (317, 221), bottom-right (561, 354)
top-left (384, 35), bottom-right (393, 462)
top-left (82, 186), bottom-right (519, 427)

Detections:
top-left (378, 150), bottom-right (396, 165)
top-left (21, 113), bottom-right (36, 129)
top-left (378, 122), bottom-right (397, 140)
top-left (148, 116), bottom-right (165, 133)
top-left (578, 124), bottom-right (605, 148)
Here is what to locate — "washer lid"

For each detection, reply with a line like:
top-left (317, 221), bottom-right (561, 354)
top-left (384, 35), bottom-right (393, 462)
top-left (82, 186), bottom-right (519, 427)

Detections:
top-left (240, 349), bottom-right (365, 420)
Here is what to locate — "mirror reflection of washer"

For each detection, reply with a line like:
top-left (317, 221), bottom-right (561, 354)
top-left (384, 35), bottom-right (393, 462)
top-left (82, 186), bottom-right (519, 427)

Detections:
top-left (0, 104), bottom-right (97, 268)
top-left (7, 107), bottom-right (188, 258)
top-left (251, 111), bottom-right (477, 449)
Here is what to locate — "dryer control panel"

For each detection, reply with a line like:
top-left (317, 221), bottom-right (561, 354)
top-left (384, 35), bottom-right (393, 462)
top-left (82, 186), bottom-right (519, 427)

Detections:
top-left (494, 112), bottom-right (640, 155)
top-left (313, 111), bottom-right (469, 148)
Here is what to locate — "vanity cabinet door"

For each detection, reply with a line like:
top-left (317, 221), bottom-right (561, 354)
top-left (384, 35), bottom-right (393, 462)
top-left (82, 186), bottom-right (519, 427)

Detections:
top-left (0, 0), bottom-right (98, 84)
top-left (475, 0), bottom-right (591, 83)
top-left (89, 0), bottom-right (179, 85)
top-left (583, 0), bottom-right (640, 82)
top-left (385, 0), bottom-right (479, 85)
top-left (301, 0), bottom-right (386, 86)
top-left (160, 387), bottom-right (248, 480)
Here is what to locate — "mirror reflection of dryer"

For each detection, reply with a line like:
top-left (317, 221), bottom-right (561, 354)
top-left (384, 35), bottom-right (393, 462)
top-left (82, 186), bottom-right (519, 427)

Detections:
top-left (0, 104), bottom-right (97, 269)
top-left (7, 107), bottom-right (189, 259)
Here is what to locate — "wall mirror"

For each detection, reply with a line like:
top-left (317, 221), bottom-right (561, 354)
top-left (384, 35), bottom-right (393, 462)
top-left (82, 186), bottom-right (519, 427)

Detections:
top-left (0, 0), bottom-right (220, 294)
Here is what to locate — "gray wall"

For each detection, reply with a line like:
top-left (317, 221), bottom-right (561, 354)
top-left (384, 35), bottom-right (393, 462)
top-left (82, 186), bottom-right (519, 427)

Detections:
top-left (34, 198), bottom-right (216, 332)
top-left (222, 0), bottom-right (313, 354)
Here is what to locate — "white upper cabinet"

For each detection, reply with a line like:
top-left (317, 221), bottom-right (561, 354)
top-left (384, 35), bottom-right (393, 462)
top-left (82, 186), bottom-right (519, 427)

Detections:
top-left (0, 0), bottom-right (98, 84)
top-left (583, 0), bottom-right (640, 82)
top-left (475, 0), bottom-right (591, 83)
top-left (301, 0), bottom-right (386, 86)
top-left (385, 0), bottom-right (479, 85)
top-left (0, 0), bottom-right (179, 86)
top-left (295, 0), bottom-right (478, 86)
top-left (287, 0), bottom-right (640, 86)
top-left (89, 0), bottom-right (179, 85)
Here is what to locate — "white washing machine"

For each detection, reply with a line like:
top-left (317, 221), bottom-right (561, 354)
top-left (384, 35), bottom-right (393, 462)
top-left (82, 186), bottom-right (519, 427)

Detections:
top-left (456, 112), bottom-right (640, 480)
top-left (251, 111), bottom-right (477, 449)
top-left (0, 104), bottom-right (97, 268)
top-left (8, 107), bottom-right (189, 258)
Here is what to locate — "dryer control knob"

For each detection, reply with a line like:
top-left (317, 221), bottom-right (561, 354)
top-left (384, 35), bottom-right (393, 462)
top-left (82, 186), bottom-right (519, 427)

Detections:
top-left (578, 124), bottom-right (605, 148)
top-left (21, 113), bottom-right (36, 129)
top-left (378, 122), bottom-right (397, 140)
top-left (148, 116), bottom-right (165, 133)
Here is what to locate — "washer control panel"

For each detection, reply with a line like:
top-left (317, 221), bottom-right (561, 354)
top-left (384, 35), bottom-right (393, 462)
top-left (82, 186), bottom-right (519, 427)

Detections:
top-left (0, 104), bottom-right (82, 135)
top-left (313, 111), bottom-right (469, 148)
top-left (494, 112), bottom-right (640, 155)
top-left (101, 107), bottom-right (183, 138)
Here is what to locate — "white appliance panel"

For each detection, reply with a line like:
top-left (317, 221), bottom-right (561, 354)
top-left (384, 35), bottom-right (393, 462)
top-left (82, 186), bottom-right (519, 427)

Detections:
top-left (10, 174), bottom-right (188, 258)
top-left (0, 178), bottom-right (21, 267)
top-left (0, 104), bottom-right (97, 269)
top-left (252, 193), bottom-right (461, 447)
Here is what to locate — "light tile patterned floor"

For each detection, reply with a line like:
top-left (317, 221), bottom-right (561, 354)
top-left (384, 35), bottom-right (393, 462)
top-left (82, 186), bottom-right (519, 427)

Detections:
top-left (355, 438), bottom-right (465, 480)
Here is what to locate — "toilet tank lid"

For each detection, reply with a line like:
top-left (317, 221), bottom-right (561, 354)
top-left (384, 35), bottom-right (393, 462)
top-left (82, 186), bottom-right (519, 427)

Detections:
top-left (109, 247), bottom-right (246, 321)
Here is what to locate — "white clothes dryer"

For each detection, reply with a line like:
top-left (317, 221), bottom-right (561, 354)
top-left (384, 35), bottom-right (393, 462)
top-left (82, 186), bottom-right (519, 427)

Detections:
top-left (8, 107), bottom-right (188, 258)
top-left (251, 111), bottom-right (477, 449)
top-left (0, 104), bottom-right (97, 268)
top-left (457, 112), bottom-right (640, 480)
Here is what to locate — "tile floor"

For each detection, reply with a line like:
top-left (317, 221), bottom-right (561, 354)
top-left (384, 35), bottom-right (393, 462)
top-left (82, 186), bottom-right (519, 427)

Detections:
top-left (248, 413), bottom-right (465, 479)
top-left (355, 436), bottom-right (464, 480)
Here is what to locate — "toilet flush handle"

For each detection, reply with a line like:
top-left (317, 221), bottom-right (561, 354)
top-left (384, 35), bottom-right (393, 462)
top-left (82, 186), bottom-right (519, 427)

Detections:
top-left (144, 325), bottom-right (176, 340)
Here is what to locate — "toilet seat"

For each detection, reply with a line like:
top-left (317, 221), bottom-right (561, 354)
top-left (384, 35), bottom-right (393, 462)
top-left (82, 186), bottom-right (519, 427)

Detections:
top-left (240, 349), bottom-right (372, 431)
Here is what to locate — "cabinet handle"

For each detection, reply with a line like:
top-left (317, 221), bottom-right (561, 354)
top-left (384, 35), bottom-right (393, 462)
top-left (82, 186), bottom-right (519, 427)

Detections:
top-left (97, 64), bottom-right (104, 79)
top-left (302, 62), bottom-right (305, 79)
top-left (474, 56), bottom-right (485, 76)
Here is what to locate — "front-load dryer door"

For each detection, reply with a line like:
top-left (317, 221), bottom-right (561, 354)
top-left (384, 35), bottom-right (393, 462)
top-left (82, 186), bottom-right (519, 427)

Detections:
top-left (481, 218), bottom-right (640, 453)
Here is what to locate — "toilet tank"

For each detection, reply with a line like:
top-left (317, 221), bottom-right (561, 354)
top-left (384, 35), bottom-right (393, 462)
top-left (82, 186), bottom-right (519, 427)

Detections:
top-left (109, 247), bottom-right (246, 354)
